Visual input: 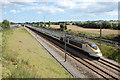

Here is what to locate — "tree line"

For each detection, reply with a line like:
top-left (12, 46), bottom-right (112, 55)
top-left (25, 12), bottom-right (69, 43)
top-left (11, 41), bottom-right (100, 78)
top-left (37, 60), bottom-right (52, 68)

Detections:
top-left (73, 21), bottom-right (119, 30)
top-left (26, 21), bottom-right (67, 31)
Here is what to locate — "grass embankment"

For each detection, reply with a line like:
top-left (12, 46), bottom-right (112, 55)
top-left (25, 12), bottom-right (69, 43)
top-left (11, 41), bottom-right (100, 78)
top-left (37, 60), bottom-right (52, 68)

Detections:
top-left (0, 27), bottom-right (2, 29)
top-left (2, 27), bottom-right (71, 78)
top-left (0, 32), bottom-right (2, 79)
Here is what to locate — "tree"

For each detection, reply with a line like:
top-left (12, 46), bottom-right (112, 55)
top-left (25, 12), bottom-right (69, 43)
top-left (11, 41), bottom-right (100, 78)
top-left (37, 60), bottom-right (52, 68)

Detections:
top-left (64, 24), bottom-right (67, 30)
top-left (48, 21), bottom-right (51, 27)
top-left (10, 22), bottom-right (15, 25)
top-left (60, 23), bottom-right (67, 31)
top-left (2, 20), bottom-right (10, 29)
top-left (118, 23), bottom-right (120, 30)
top-left (40, 23), bottom-right (43, 27)
top-left (36, 22), bottom-right (40, 27)
top-left (60, 23), bottom-right (64, 31)
top-left (101, 21), bottom-right (111, 29)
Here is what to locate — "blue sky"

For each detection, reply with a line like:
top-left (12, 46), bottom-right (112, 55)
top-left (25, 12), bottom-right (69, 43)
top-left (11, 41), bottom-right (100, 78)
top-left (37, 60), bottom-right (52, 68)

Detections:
top-left (0, 0), bottom-right (118, 23)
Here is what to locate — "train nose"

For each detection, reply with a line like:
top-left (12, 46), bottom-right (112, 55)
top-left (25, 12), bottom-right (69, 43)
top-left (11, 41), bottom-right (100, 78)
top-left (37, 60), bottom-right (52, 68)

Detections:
top-left (97, 53), bottom-right (102, 57)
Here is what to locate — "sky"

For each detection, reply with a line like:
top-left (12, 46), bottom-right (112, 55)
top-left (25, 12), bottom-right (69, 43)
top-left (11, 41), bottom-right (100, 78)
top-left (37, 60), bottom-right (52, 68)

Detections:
top-left (0, 0), bottom-right (119, 23)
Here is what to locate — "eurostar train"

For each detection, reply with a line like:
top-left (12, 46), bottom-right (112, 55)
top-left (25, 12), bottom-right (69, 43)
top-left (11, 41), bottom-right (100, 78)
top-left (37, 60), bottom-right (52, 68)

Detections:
top-left (26, 25), bottom-right (102, 58)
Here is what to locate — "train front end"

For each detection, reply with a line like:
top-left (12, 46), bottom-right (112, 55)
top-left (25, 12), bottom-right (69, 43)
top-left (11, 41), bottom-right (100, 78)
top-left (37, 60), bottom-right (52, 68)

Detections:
top-left (87, 42), bottom-right (102, 58)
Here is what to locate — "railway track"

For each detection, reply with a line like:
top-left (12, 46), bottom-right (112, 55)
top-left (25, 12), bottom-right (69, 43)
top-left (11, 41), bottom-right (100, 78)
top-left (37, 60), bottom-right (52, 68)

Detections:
top-left (67, 53), bottom-right (118, 79)
top-left (98, 58), bottom-right (120, 75)
top-left (27, 27), bottom-right (119, 79)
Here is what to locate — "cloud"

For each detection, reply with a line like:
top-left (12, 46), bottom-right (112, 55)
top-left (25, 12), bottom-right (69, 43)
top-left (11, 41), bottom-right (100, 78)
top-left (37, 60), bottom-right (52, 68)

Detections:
top-left (19, 1), bottom-right (118, 17)
top-left (10, 10), bottom-right (20, 14)
top-left (35, 6), bottom-right (64, 14)
top-left (56, 1), bottom-right (76, 9)
top-left (0, 0), bottom-right (38, 10)
top-left (56, 1), bottom-right (118, 13)
top-left (104, 11), bottom-right (118, 16)
top-left (22, 4), bottom-right (64, 14)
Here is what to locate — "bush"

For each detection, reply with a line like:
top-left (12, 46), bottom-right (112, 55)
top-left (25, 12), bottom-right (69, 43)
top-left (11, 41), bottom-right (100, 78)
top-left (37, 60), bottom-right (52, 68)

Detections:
top-left (2, 20), bottom-right (10, 29)
top-left (60, 23), bottom-right (67, 31)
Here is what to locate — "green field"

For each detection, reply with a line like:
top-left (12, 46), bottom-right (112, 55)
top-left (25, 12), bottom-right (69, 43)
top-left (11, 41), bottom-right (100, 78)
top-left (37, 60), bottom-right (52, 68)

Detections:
top-left (2, 28), bottom-right (71, 78)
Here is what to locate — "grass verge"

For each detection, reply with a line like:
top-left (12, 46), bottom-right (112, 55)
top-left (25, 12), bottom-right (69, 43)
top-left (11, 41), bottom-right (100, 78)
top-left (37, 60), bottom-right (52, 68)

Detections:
top-left (2, 27), bottom-right (71, 78)
top-left (0, 32), bottom-right (2, 79)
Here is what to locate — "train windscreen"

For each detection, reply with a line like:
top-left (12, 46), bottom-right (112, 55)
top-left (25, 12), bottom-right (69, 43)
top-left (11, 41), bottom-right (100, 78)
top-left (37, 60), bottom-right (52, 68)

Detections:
top-left (88, 43), bottom-right (98, 50)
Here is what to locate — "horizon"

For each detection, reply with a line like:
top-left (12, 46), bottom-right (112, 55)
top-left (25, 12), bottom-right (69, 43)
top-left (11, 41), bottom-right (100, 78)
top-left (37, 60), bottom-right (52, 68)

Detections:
top-left (0, 20), bottom-right (119, 23)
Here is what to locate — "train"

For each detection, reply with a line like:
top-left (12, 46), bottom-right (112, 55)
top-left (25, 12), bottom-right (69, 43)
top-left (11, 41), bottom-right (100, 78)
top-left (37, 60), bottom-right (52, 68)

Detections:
top-left (25, 25), bottom-right (102, 58)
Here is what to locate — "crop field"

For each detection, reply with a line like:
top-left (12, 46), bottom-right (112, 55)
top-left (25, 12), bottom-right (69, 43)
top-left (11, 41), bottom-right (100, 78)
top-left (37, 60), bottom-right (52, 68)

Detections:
top-left (50, 25), bottom-right (119, 35)
top-left (2, 28), bottom-right (71, 78)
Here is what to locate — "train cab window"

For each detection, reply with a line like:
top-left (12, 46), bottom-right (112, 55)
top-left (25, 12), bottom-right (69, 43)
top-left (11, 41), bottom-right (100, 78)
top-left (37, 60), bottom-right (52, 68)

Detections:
top-left (88, 43), bottom-right (98, 50)
top-left (92, 45), bottom-right (97, 50)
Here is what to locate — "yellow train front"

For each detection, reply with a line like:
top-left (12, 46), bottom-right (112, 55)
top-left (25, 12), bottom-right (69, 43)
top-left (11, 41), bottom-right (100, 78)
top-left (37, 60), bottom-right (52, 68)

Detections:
top-left (82, 42), bottom-right (102, 58)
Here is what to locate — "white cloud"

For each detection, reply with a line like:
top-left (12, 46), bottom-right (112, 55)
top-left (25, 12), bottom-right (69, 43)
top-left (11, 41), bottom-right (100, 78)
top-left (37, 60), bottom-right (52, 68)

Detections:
top-left (56, 1), bottom-right (118, 16)
top-left (22, 5), bottom-right (64, 14)
top-left (105, 11), bottom-right (118, 16)
top-left (66, 0), bottom-right (119, 2)
top-left (0, 0), bottom-right (38, 10)
top-left (10, 10), bottom-right (20, 14)
top-left (56, 1), bottom-right (76, 9)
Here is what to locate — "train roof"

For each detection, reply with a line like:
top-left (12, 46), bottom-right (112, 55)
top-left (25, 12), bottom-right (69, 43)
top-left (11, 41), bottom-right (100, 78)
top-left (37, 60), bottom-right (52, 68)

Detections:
top-left (67, 37), bottom-right (88, 44)
top-left (86, 42), bottom-right (97, 46)
top-left (67, 37), bottom-right (96, 45)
